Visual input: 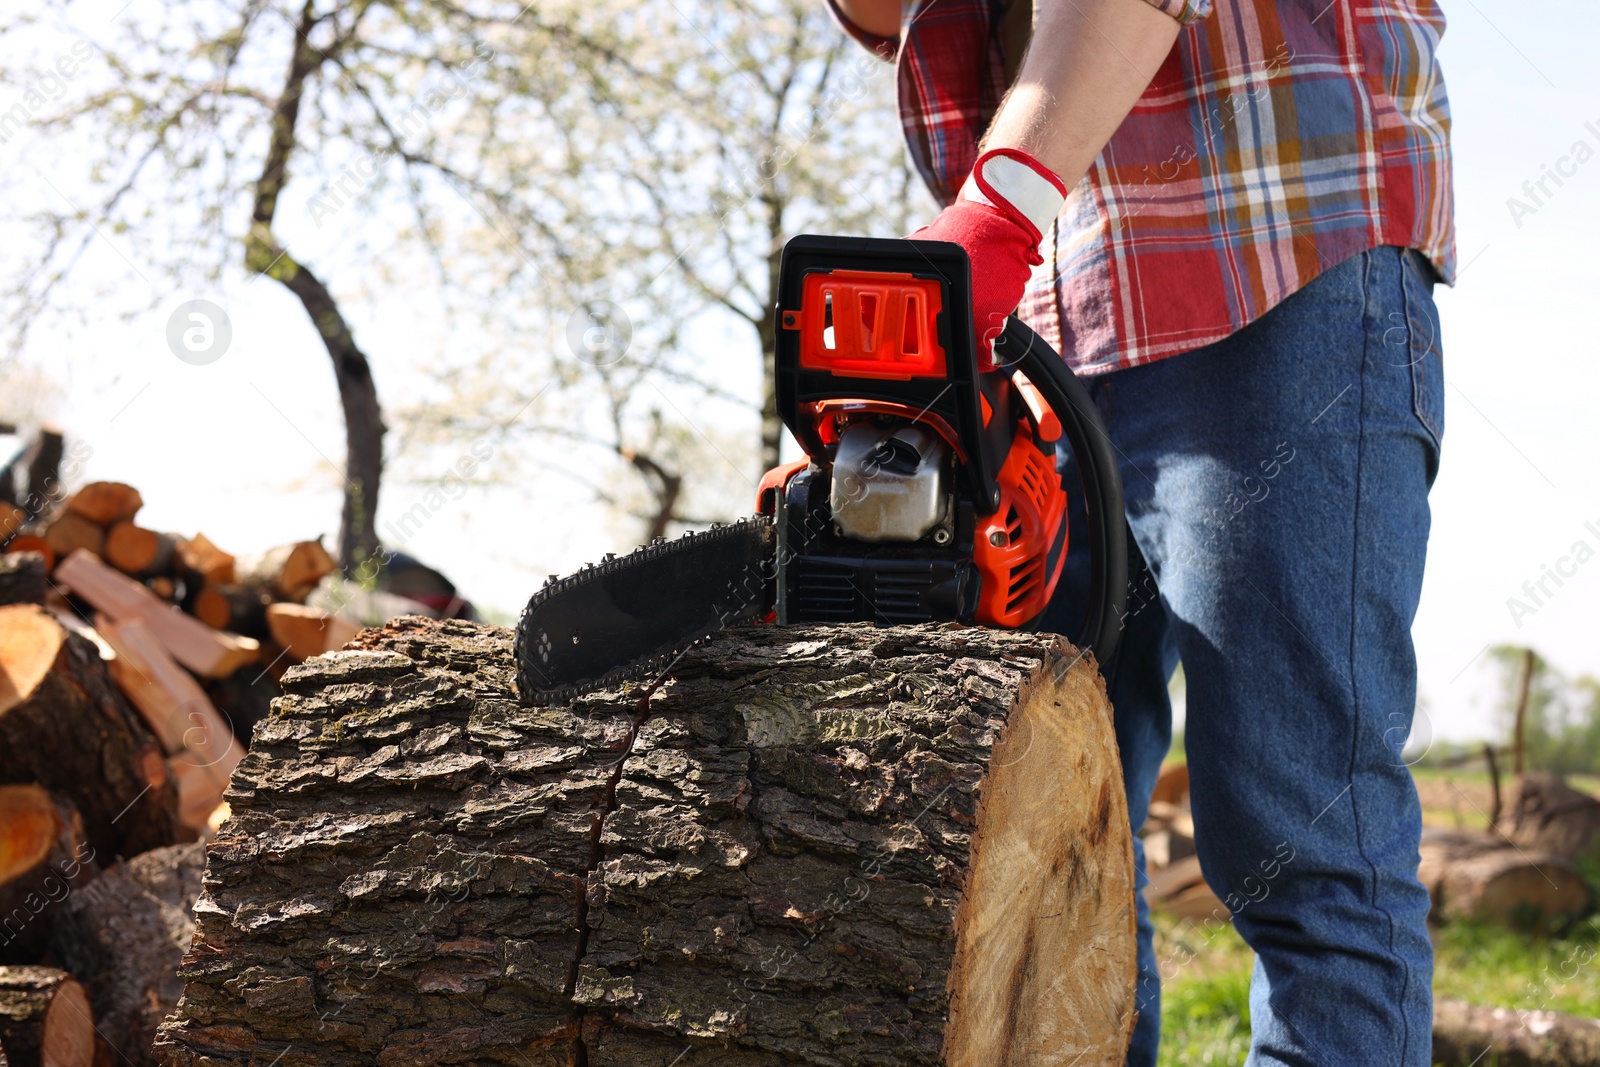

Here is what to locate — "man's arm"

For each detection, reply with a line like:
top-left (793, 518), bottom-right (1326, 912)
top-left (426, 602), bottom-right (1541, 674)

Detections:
top-left (830, 0), bottom-right (902, 41)
top-left (983, 0), bottom-right (1180, 184)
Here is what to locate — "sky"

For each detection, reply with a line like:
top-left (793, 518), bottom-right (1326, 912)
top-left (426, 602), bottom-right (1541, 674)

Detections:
top-left (1, 0), bottom-right (1596, 746)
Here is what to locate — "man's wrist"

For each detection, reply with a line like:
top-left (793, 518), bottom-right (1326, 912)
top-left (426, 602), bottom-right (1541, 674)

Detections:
top-left (957, 148), bottom-right (1067, 244)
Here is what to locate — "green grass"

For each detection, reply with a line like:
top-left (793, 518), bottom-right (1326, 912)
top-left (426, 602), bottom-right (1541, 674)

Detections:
top-left (1152, 909), bottom-right (1600, 1062)
top-left (1152, 911), bottom-right (1255, 1067)
top-left (1432, 912), bottom-right (1600, 1017)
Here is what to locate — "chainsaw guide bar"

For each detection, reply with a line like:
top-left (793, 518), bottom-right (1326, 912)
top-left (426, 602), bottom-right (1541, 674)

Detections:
top-left (513, 518), bottom-right (777, 705)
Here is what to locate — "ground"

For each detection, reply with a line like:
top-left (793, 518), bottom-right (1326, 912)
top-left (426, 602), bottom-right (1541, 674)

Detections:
top-left (1154, 767), bottom-right (1600, 1065)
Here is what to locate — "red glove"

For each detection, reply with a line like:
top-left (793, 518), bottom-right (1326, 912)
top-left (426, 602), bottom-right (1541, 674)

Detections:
top-left (909, 147), bottom-right (1067, 368)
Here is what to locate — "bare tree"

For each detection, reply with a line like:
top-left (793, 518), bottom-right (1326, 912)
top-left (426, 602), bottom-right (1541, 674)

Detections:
top-left (0, 0), bottom-right (925, 558)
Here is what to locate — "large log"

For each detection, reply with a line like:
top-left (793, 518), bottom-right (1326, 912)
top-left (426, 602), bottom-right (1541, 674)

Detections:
top-left (0, 967), bottom-right (93, 1067)
top-left (1418, 829), bottom-right (1591, 928)
top-left (1433, 996), bottom-right (1600, 1067)
top-left (1504, 772), bottom-right (1600, 864)
top-left (0, 604), bottom-right (181, 860)
top-left (49, 844), bottom-right (205, 1067)
top-left (0, 785), bottom-right (97, 964)
top-left (153, 619), bottom-right (1136, 1067)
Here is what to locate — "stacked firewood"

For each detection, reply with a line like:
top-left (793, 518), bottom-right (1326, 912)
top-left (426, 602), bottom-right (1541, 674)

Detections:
top-left (1, 476), bottom-right (358, 827)
top-left (0, 460), bottom-right (381, 1065)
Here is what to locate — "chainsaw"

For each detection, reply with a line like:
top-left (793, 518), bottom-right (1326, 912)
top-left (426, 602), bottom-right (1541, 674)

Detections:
top-left (515, 234), bottom-right (1127, 705)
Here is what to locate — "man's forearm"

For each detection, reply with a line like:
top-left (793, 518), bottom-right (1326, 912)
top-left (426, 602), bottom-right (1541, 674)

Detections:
top-left (983, 0), bottom-right (1180, 184)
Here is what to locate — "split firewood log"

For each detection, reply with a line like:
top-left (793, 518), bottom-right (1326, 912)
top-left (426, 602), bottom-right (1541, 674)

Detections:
top-left (41, 515), bottom-right (103, 563)
top-left (188, 586), bottom-right (270, 641)
top-left (1432, 996), bottom-right (1600, 1067)
top-left (263, 603), bottom-right (360, 662)
top-left (103, 525), bottom-right (175, 581)
top-left (173, 536), bottom-right (233, 587)
top-left (0, 785), bottom-right (98, 964)
top-left (236, 541), bottom-right (335, 603)
top-left (48, 844), bottom-right (205, 1067)
top-left (1418, 828), bottom-right (1591, 928)
top-left (54, 552), bottom-right (258, 679)
top-left (0, 604), bottom-right (180, 859)
top-left (93, 617), bottom-right (240, 833)
top-left (63, 483), bottom-right (142, 528)
top-left (0, 556), bottom-right (46, 609)
top-left (0, 967), bottom-right (93, 1067)
top-left (153, 619), bottom-right (1138, 1067)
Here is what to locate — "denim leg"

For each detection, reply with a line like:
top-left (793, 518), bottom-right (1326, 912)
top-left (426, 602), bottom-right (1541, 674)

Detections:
top-left (1038, 246), bottom-right (1442, 1066)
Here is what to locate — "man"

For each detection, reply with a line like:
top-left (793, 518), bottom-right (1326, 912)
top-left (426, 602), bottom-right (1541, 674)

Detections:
top-left (827, 0), bottom-right (1452, 1063)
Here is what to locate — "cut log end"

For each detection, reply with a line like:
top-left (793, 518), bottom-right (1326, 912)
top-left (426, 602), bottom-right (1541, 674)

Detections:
top-left (0, 605), bottom-right (68, 719)
top-left (0, 785), bottom-right (59, 885)
top-left (65, 483), bottom-right (142, 527)
top-left (945, 656), bottom-right (1136, 1066)
top-left (0, 967), bottom-right (95, 1067)
top-left (103, 524), bottom-right (173, 580)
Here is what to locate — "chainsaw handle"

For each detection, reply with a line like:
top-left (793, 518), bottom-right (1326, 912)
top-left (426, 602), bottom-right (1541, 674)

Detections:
top-left (997, 318), bottom-right (1129, 664)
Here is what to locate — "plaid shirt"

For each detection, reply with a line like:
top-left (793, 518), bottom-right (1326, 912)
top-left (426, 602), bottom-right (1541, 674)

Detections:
top-left (829, 0), bottom-right (1455, 373)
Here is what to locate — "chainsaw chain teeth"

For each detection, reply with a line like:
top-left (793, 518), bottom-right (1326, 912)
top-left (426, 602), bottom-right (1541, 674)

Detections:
top-left (513, 518), bottom-right (774, 706)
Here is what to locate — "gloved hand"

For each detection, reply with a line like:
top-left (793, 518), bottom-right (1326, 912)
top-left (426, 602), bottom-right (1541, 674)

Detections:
top-left (909, 147), bottom-right (1067, 368)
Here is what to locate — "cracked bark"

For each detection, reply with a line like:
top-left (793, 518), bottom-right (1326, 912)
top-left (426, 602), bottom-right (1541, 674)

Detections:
top-left (153, 618), bottom-right (1136, 1067)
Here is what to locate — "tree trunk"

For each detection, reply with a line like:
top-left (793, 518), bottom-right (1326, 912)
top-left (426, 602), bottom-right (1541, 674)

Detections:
top-left (154, 619), bottom-right (1137, 1067)
top-left (0, 967), bottom-right (94, 1067)
top-left (48, 844), bottom-right (206, 1067)
top-left (246, 0), bottom-right (384, 573)
top-left (0, 785), bottom-right (97, 964)
top-left (1417, 829), bottom-right (1591, 928)
top-left (18, 429), bottom-right (64, 522)
top-left (0, 604), bottom-right (181, 860)
top-left (1433, 997), bottom-right (1600, 1067)
top-left (0, 554), bottom-right (45, 608)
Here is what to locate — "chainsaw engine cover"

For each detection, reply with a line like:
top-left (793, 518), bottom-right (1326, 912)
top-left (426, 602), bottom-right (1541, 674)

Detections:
top-left (829, 421), bottom-right (950, 542)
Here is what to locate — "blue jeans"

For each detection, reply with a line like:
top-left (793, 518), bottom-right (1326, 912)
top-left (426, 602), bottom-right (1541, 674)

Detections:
top-left (1038, 245), bottom-right (1443, 1066)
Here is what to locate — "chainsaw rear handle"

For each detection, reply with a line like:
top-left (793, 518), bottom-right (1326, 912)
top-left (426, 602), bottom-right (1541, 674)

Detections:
top-left (997, 318), bottom-right (1128, 664)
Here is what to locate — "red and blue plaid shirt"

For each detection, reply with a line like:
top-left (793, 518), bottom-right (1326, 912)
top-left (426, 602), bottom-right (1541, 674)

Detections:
top-left (830, 0), bottom-right (1455, 373)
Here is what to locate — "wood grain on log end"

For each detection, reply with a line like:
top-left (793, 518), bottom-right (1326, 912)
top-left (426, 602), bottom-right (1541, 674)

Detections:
top-left (0, 966), bottom-right (94, 1067)
top-left (154, 619), bottom-right (1135, 1067)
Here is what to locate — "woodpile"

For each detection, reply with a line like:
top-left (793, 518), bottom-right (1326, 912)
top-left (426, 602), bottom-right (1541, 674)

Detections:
top-left (1418, 828), bottom-right (1591, 929)
top-left (1139, 762), bottom-right (1230, 922)
top-left (0, 473), bottom-right (375, 827)
top-left (0, 464), bottom-right (393, 1065)
top-left (153, 618), bottom-right (1140, 1067)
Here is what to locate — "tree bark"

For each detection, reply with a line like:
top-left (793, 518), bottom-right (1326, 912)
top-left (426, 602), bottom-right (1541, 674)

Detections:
top-left (18, 430), bottom-right (64, 522)
top-left (154, 618), bottom-right (1136, 1067)
top-left (48, 844), bottom-right (206, 1067)
top-left (1433, 996), bottom-right (1600, 1067)
top-left (0, 967), bottom-right (94, 1067)
top-left (0, 554), bottom-right (45, 608)
top-left (0, 604), bottom-right (182, 860)
top-left (1417, 829), bottom-right (1591, 928)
